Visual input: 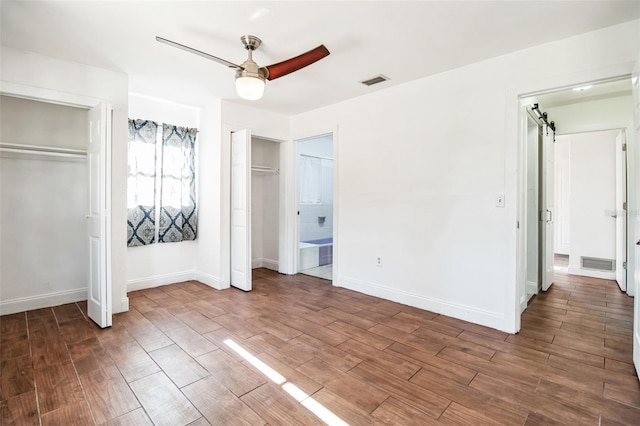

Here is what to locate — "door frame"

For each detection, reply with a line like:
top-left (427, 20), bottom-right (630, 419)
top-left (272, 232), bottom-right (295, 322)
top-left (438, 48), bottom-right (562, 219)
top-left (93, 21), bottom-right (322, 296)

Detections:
top-left (223, 125), bottom-right (339, 285)
top-left (293, 133), bottom-right (335, 277)
top-left (510, 63), bottom-right (636, 334)
top-left (222, 127), bottom-right (288, 288)
top-left (0, 83), bottom-right (112, 324)
top-left (519, 111), bottom-right (630, 312)
top-left (292, 130), bottom-right (339, 283)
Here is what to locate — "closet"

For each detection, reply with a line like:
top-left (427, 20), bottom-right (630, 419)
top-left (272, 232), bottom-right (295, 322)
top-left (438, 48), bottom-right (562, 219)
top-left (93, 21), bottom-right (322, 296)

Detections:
top-left (0, 95), bottom-right (89, 308)
top-left (251, 137), bottom-right (280, 271)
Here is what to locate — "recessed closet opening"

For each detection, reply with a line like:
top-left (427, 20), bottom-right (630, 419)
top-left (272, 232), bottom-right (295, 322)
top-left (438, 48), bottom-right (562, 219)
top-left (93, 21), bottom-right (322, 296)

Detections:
top-left (251, 137), bottom-right (281, 273)
top-left (0, 95), bottom-right (89, 310)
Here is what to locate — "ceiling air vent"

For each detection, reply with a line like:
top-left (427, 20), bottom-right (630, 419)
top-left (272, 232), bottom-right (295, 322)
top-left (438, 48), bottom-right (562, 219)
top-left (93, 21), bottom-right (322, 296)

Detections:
top-left (360, 75), bottom-right (389, 86)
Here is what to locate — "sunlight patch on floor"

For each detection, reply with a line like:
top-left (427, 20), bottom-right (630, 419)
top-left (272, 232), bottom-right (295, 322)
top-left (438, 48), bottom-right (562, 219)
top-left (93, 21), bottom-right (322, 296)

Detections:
top-left (224, 338), bottom-right (350, 426)
top-left (223, 339), bottom-right (286, 385)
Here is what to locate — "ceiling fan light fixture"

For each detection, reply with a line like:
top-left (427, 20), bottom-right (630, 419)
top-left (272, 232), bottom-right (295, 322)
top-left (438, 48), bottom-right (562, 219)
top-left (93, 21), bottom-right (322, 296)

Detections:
top-left (236, 75), bottom-right (265, 100)
top-left (157, 34), bottom-right (330, 101)
top-left (235, 50), bottom-right (267, 100)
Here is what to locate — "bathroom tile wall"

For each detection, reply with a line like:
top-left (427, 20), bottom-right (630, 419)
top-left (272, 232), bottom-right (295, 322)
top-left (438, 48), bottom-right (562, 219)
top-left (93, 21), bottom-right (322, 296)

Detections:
top-left (300, 203), bottom-right (333, 242)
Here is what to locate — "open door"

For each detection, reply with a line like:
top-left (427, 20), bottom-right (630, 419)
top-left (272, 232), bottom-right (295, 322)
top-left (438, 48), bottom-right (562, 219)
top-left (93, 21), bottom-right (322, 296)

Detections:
top-left (87, 103), bottom-right (112, 328)
top-left (615, 130), bottom-right (627, 292)
top-left (631, 54), bottom-right (640, 376)
top-left (230, 130), bottom-right (252, 291)
top-left (541, 123), bottom-right (555, 291)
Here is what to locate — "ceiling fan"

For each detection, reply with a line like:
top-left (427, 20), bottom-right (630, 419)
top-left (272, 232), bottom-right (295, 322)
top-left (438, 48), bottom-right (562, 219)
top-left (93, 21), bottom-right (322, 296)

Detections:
top-left (156, 35), bottom-right (330, 100)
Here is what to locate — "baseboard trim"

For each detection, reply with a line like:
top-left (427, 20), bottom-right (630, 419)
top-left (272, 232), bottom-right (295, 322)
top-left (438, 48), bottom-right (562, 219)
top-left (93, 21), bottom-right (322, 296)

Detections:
top-left (127, 270), bottom-right (197, 292)
top-left (634, 332), bottom-right (640, 375)
top-left (336, 275), bottom-right (505, 331)
top-left (0, 288), bottom-right (87, 315)
top-left (118, 297), bottom-right (129, 313)
top-left (195, 271), bottom-right (227, 290)
top-left (526, 280), bottom-right (538, 296)
top-left (252, 258), bottom-right (279, 271)
top-left (567, 266), bottom-right (615, 280)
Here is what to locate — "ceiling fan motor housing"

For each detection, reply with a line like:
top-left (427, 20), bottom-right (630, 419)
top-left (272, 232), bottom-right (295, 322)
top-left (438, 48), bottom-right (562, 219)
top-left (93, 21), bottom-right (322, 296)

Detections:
top-left (236, 35), bottom-right (268, 81)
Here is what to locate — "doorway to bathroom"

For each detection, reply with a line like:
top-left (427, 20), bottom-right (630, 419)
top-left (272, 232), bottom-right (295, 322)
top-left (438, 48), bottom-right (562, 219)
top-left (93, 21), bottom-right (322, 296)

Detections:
top-left (297, 134), bottom-right (334, 280)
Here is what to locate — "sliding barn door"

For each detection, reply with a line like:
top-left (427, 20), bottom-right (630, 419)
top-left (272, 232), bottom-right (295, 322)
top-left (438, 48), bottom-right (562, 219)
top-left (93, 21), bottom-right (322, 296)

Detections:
top-left (541, 124), bottom-right (555, 292)
top-left (615, 130), bottom-right (627, 292)
top-left (230, 130), bottom-right (252, 291)
top-left (87, 103), bottom-right (112, 328)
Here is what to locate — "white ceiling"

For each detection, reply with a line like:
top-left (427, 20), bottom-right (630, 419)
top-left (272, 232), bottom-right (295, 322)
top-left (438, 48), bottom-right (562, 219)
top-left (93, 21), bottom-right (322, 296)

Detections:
top-left (2, 1), bottom-right (639, 115)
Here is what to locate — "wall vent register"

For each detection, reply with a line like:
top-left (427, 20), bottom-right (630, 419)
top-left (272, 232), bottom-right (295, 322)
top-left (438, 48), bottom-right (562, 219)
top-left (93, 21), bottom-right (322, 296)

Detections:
top-left (581, 256), bottom-right (615, 272)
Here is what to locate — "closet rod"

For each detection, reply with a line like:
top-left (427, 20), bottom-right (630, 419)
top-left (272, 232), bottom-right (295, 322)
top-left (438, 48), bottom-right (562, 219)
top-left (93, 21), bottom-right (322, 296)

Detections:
top-left (300, 153), bottom-right (333, 161)
top-left (0, 143), bottom-right (87, 156)
top-left (0, 148), bottom-right (88, 159)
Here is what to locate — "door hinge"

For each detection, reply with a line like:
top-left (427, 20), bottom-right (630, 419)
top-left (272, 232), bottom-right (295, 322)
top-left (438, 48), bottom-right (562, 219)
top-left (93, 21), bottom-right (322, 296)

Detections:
top-left (623, 202), bottom-right (627, 210)
top-left (622, 143), bottom-right (627, 151)
top-left (623, 261), bottom-right (627, 269)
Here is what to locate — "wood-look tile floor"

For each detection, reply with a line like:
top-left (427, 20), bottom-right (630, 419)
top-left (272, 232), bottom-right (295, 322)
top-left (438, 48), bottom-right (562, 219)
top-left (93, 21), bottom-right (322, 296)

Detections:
top-left (2, 268), bottom-right (639, 425)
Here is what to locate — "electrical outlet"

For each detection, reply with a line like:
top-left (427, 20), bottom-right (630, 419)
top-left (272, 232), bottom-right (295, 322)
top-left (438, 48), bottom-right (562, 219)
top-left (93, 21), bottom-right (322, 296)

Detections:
top-left (376, 256), bottom-right (383, 267)
top-left (496, 194), bottom-right (505, 208)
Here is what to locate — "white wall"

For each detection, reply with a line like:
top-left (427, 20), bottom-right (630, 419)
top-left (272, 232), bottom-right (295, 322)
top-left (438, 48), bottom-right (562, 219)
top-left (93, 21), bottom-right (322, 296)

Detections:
top-left (0, 46), bottom-right (129, 314)
top-left (126, 94), bottom-right (200, 290)
top-left (547, 95), bottom-right (634, 135)
top-left (194, 100), bottom-right (224, 288)
top-left (566, 131), bottom-right (618, 278)
top-left (1, 95), bottom-right (87, 150)
top-left (291, 20), bottom-right (640, 331)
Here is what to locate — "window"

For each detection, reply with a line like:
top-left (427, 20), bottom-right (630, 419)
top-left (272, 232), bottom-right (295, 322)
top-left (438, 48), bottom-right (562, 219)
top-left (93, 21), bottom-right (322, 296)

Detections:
top-left (127, 119), bottom-right (197, 247)
top-left (299, 154), bottom-right (322, 204)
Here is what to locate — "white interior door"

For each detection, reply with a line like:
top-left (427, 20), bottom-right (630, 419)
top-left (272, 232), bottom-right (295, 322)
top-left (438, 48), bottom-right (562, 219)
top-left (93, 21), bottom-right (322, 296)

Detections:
top-left (231, 130), bottom-right (252, 291)
top-left (554, 139), bottom-right (571, 255)
top-left (631, 59), bottom-right (640, 376)
top-left (541, 124), bottom-right (555, 291)
top-left (615, 130), bottom-right (627, 291)
top-left (87, 102), bottom-right (112, 328)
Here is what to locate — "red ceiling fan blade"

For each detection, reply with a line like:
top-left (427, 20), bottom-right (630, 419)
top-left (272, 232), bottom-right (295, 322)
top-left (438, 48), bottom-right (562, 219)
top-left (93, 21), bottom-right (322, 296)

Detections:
top-left (262, 45), bottom-right (330, 81)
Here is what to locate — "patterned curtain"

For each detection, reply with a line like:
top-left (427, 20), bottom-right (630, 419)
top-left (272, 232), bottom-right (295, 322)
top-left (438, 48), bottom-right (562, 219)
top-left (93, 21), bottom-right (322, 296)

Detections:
top-left (159, 124), bottom-right (197, 243)
top-left (127, 119), bottom-right (158, 247)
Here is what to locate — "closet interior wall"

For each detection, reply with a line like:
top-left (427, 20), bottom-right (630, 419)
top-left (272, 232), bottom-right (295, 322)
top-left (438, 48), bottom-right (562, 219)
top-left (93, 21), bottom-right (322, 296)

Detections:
top-left (0, 95), bottom-right (89, 310)
top-left (251, 137), bottom-right (280, 271)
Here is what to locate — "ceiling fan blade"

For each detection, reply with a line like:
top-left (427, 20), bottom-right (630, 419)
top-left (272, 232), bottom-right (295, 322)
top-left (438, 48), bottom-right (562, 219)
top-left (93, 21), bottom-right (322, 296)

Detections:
top-left (156, 36), bottom-right (243, 70)
top-left (262, 45), bottom-right (330, 81)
